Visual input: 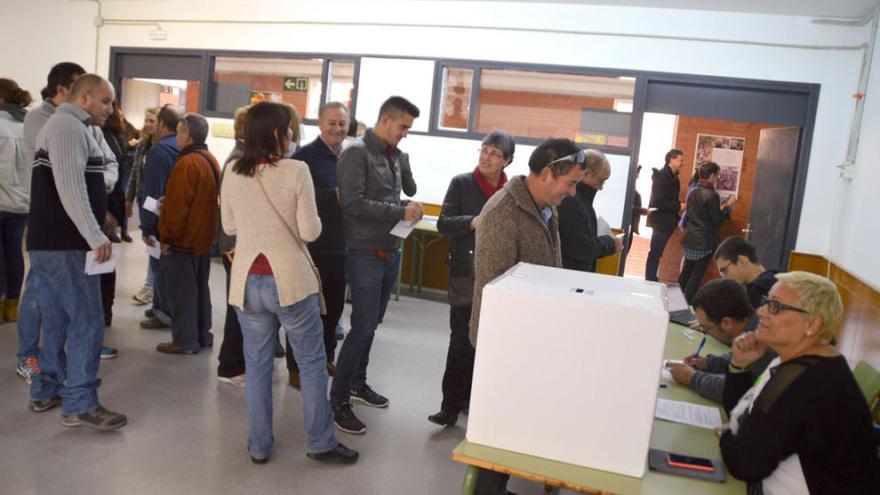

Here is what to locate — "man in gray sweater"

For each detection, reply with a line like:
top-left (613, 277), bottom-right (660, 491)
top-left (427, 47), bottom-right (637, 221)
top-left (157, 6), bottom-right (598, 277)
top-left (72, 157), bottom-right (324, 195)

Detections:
top-left (666, 278), bottom-right (775, 403)
top-left (26, 74), bottom-right (126, 431)
top-left (330, 96), bottom-right (423, 435)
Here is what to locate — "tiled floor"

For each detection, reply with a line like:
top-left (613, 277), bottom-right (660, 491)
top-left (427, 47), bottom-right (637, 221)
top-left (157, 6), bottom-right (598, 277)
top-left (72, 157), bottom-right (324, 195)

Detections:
top-left (0, 239), bottom-right (568, 495)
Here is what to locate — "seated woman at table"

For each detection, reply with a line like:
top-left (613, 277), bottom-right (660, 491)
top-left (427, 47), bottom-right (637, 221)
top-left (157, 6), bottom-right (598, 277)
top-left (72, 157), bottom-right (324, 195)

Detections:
top-left (719, 271), bottom-right (880, 494)
top-left (428, 129), bottom-right (515, 428)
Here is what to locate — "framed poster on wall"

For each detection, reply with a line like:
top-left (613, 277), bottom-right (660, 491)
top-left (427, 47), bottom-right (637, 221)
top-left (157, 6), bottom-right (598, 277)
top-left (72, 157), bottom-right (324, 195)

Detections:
top-left (694, 133), bottom-right (745, 198)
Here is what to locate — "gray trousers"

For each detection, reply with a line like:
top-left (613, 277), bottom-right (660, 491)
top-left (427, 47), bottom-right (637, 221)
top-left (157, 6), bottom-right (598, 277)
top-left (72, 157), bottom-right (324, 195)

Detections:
top-left (162, 251), bottom-right (212, 352)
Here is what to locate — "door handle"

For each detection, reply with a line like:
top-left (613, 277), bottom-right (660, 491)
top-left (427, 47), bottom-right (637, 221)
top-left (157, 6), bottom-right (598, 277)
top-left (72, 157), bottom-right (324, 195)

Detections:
top-left (742, 223), bottom-right (752, 241)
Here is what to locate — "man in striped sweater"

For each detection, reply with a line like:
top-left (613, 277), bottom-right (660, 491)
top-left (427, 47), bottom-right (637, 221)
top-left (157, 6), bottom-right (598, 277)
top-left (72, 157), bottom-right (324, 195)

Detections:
top-left (26, 74), bottom-right (127, 431)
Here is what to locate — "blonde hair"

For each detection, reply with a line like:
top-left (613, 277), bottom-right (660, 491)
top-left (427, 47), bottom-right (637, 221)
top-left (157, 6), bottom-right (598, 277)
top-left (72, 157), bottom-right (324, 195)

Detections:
top-left (140, 107), bottom-right (160, 141)
top-left (233, 105), bottom-right (250, 140)
top-left (776, 271), bottom-right (843, 342)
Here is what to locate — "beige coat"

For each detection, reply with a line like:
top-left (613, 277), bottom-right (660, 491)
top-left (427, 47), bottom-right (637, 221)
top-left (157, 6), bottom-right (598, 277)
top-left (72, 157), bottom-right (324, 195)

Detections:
top-left (221, 158), bottom-right (321, 308)
top-left (469, 176), bottom-right (562, 346)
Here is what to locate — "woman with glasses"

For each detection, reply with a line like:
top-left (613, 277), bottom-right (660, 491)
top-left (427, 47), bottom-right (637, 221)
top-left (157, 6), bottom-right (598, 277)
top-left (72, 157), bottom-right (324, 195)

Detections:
top-left (719, 271), bottom-right (880, 494)
top-left (221, 101), bottom-right (357, 465)
top-left (428, 130), bottom-right (515, 427)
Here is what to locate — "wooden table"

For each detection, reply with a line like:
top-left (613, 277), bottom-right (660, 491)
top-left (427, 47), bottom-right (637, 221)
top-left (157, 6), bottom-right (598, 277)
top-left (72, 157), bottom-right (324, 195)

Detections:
top-left (452, 323), bottom-right (745, 495)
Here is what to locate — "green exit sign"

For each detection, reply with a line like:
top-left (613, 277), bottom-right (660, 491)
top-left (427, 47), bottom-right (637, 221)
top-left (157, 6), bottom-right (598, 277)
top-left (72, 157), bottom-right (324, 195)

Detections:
top-left (283, 76), bottom-right (309, 92)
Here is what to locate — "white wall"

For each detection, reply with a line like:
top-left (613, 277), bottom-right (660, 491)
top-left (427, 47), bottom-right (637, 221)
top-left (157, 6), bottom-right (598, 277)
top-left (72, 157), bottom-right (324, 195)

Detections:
top-left (1, 0), bottom-right (873, 281)
top-left (829, 24), bottom-right (880, 288)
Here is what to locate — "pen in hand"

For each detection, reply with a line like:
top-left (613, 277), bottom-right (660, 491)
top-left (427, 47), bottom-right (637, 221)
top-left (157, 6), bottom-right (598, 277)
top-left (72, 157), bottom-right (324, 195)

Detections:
top-left (694, 333), bottom-right (707, 358)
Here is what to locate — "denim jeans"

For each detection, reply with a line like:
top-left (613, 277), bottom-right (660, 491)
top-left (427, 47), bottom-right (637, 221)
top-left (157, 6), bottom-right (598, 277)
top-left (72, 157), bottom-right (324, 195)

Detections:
top-left (330, 249), bottom-right (400, 405)
top-left (235, 276), bottom-right (337, 458)
top-left (0, 212), bottom-right (28, 299)
top-left (149, 255), bottom-right (170, 324)
top-left (16, 268), bottom-right (41, 361)
top-left (28, 251), bottom-right (105, 415)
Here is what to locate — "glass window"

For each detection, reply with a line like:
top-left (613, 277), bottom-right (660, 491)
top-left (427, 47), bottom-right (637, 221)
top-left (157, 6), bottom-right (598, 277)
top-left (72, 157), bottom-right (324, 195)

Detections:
top-left (211, 56), bottom-right (324, 118)
top-left (438, 67), bottom-right (473, 131)
top-left (474, 69), bottom-right (635, 147)
top-left (327, 60), bottom-right (356, 110)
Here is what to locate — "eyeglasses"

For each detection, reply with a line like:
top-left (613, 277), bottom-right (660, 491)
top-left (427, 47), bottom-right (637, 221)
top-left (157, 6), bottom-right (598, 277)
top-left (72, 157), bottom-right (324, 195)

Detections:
top-left (545, 149), bottom-right (586, 170)
top-left (479, 147), bottom-right (506, 160)
top-left (760, 295), bottom-right (810, 316)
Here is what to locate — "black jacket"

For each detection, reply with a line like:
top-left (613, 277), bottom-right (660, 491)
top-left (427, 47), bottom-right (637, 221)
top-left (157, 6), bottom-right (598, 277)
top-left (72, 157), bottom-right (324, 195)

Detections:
top-left (337, 129), bottom-right (406, 250)
top-left (681, 183), bottom-right (730, 250)
top-left (293, 137), bottom-right (344, 255)
top-left (437, 172), bottom-right (490, 307)
top-left (558, 182), bottom-right (616, 272)
top-left (646, 165), bottom-right (681, 231)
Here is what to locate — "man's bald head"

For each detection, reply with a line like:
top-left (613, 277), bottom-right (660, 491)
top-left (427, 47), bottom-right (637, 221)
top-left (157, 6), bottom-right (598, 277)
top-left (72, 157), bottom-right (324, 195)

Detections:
top-left (582, 149), bottom-right (611, 190)
top-left (69, 74), bottom-right (115, 126)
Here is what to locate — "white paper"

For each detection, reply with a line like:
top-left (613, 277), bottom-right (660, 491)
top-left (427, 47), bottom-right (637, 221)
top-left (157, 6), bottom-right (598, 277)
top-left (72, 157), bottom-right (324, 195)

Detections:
top-left (143, 196), bottom-right (160, 215)
top-left (660, 359), bottom-right (683, 383)
top-left (145, 242), bottom-right (161, 259)
top-left (85, 245), bottom-right (119, 275)
top-left (596, 216), bottom-right (612, 237)
top-left (666, 284), bottom-right (690, 312)
top-left (390, 219), bottom-right (418, 239)
top-left (655, 398), bottom-right (723, 430)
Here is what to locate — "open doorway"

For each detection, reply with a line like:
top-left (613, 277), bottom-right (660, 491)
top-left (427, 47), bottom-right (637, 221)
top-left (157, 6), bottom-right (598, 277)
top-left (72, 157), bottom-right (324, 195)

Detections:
top-left (625, 111), bottom-right (802, 286)
top-left (120, 78), bottom-right (199, 128)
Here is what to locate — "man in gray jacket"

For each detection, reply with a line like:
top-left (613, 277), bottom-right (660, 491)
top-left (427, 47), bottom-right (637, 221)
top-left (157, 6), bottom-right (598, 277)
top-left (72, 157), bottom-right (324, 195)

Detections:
top-left (666, 278), bottom-right (775, 403)
top-left (468, 138), bottom-right (587, 494)
top-left (330, 96), bottom-right (423, 435)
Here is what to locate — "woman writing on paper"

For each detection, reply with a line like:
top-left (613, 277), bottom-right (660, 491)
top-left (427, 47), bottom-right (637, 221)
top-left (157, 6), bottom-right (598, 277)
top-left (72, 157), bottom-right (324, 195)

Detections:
top-left (719, 271), bottom-right (880, 494)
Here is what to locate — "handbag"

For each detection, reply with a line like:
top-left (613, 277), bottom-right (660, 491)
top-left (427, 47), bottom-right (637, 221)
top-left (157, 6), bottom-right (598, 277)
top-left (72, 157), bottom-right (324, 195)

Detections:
top-left (254, 166), bottom-right (327, 315)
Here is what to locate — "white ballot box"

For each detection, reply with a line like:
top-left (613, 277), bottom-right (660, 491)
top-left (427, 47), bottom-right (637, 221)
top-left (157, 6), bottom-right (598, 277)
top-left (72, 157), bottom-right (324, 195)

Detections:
top-left (467, 262), bottom-right (669, 478)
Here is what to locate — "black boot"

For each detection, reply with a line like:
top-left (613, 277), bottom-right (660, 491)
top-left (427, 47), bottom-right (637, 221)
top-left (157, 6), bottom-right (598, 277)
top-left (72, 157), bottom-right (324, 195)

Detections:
top-left (427, 410), bottom-right (459, 427)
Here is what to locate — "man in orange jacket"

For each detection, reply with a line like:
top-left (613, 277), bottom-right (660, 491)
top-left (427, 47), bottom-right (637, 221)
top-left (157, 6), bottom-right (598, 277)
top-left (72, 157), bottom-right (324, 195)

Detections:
top-left (156, 113), bottom-right (220, 354)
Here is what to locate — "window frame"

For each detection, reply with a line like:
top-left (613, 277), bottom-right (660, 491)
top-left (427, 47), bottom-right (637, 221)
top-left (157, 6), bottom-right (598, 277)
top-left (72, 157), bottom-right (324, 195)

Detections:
top-left (429, 60), bottom-right (639, 156)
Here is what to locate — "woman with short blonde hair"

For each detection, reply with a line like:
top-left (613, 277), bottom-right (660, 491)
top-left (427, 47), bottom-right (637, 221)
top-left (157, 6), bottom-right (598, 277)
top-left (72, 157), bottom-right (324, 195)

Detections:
top-left (720, 271), bottom-right (879, 493)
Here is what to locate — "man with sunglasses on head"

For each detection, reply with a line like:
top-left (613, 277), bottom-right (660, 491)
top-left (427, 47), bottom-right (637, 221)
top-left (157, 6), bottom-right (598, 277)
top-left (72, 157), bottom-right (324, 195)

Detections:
top-left (558, 148), bottom-right (622, 273)
top-left (469, 138), bottom-right (587, 495)
top-left (666, 279), bottom-right (776, 404)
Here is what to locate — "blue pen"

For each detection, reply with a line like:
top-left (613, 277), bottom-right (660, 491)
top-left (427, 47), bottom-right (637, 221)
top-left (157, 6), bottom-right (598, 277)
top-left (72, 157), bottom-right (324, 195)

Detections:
top-left (694, 334), bottom-right (707, 358)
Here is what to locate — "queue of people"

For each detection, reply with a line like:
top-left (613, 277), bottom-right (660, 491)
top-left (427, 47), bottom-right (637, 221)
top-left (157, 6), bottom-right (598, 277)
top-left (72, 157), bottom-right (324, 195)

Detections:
top-left (4, 61), bottom-right (878, 494)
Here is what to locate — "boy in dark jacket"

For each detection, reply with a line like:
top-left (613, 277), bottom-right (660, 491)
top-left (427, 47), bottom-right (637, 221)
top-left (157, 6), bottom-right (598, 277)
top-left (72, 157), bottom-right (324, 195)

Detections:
top-left (644, 149), bottom-right (684, 281)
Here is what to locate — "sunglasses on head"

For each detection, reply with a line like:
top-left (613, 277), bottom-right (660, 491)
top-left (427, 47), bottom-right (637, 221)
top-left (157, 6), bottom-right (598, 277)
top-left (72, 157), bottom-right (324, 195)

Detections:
top-left (545, 149), bottom-right (586, 169)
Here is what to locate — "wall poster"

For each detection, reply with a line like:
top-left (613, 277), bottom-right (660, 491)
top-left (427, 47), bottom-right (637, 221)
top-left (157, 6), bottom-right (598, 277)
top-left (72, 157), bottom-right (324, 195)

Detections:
top-left (694, 133), bottom-right (745, 198)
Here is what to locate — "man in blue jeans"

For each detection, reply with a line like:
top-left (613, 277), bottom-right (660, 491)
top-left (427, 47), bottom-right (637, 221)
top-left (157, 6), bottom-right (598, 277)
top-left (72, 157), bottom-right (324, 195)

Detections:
top-left (331, 96), bottom-right (423, 434)
top-left (26, 74), bottom-right (126, 430)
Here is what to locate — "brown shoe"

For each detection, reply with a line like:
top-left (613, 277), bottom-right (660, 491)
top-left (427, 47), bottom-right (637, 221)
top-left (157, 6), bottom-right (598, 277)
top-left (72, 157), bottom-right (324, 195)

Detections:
top-left (156, 342), bottom-right (198, 355)
top-left (326, 362), bottom-right (336, 376)
top-left (289, 371), bottom-right (300, 389)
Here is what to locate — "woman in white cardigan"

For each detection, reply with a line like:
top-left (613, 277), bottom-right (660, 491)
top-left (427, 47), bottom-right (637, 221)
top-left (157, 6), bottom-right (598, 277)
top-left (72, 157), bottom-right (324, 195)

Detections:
top-left (221, 102), bottom-right (358, 465)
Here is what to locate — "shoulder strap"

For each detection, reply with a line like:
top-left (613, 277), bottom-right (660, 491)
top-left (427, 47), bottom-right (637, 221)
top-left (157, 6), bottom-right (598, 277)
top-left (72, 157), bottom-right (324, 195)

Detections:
top-left (254, 168), bottom-right (327, 314)
top-left (192, 150), bottom-right (220, 192)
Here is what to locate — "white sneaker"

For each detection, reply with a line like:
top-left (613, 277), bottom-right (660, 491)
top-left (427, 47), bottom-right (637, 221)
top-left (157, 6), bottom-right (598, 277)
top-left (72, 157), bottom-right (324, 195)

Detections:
top-left (218, 374), bottom-right (246, 388)
top-left (132, 287), bottom-right (153, 306)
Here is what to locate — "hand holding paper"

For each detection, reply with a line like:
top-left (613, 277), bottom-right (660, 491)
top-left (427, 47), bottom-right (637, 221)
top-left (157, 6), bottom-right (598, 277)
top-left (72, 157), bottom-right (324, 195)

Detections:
top-left (85, 245), bottom-right (119, 275)
top-left (143, 196), bottom-right (161, 215)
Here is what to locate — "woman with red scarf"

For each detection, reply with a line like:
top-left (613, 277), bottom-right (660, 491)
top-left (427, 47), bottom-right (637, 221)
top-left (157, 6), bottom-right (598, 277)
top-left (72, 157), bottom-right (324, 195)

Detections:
top-left (429, 130), bottom-right (515, 427)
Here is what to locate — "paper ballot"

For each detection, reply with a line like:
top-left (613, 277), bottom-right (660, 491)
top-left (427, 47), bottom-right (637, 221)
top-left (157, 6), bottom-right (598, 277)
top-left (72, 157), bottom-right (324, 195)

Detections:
top-left (596, 216), bottom-right (612, 237)
top-left (655, 398), bottom-right (723, 430)
top-left (85, 245), bottom-right (119, 275)
top-left (390, 219), bottom-right (418, 239)
top-left (143, 196), bottom-right (161, 215)
top-left (145, 242), bottom-right (161, 259)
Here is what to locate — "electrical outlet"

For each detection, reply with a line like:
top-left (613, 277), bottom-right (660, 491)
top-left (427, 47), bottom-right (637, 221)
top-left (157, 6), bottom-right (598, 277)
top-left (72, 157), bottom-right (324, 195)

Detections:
top-left (212, 123), bottom-right (235, 139)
